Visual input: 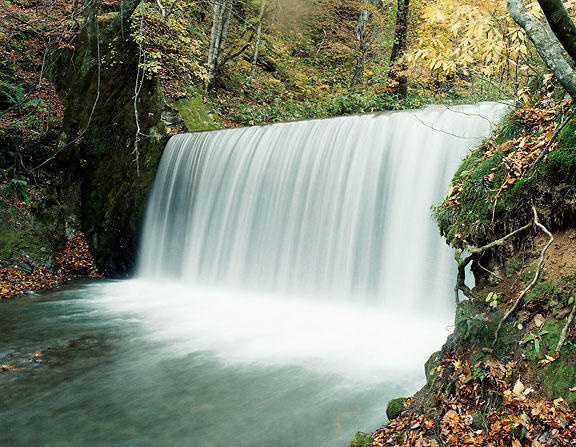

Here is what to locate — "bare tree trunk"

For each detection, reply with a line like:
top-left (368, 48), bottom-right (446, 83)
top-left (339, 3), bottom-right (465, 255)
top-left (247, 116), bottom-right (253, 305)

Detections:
top-left (350, 2), bottom-right (370, 88)
top-left (507, 0), bottom-right (576, 98)
top-left (248, 1), bottom-right (265, 85)
top-left (538, 0), bottom-right (576, 64)
top-left (208, 0), bottom-right (233, 85)
top-left (388, 0), bottom-right (410, 98)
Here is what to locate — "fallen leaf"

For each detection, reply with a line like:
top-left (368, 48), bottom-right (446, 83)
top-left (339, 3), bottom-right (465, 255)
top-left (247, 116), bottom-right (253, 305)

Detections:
top-left (513, 380), bottom-right (525, 395)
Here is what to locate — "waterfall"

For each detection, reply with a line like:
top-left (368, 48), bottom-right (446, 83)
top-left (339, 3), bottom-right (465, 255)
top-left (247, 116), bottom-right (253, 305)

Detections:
top-left (139, 102), bottom-right (509, 313)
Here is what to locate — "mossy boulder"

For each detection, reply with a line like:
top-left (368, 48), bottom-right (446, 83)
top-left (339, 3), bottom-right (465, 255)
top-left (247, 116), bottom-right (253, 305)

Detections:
top-left (0, 182), bottom-right (80, 269)
top-left (350, 432), bottom-right (374, 447)
top-left (386, 397), bottom-right (408, 420)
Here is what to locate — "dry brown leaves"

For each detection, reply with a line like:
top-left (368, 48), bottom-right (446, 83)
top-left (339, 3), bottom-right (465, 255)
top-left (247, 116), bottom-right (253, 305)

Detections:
top-left (371, 352), bottom-right (576, 447)
top-left (56, 232), bottom-right (99, 277)
top-left (0, 265), bottom-right (63, 299)
top-left (446, 99), bottom-right (571, 209)
top-left (0, 232), bottom-right (99, 299)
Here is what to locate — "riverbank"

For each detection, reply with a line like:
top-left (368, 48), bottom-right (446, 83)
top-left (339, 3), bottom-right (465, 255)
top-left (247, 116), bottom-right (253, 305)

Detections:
top-left (0, 231), bottom-right (99, 299)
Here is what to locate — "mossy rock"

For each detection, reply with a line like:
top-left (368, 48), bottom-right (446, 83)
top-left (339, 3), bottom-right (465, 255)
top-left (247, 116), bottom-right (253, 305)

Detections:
top-left (53, 16), bottom-right (225, 274)
top-left (174, 89), bottom-right (221, 132)
top-left (386, 397), bottom-right (408, 420)
top-left (350, 432), bottom-right (374, 447)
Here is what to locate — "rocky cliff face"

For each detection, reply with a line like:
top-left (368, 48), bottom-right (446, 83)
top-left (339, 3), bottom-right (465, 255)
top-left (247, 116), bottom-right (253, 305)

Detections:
top-left (53, 13), bottom-right (219, 275)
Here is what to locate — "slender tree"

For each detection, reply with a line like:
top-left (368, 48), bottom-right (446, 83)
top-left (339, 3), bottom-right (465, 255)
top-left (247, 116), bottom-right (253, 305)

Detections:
top-left (207, 0), bottom-right (234, 85)
top-left (537, 0), bottom-right (576, 63)
top-left (248, 0), bottom-right (266, 85)
top-left (350, 0), bottom-right (382, 88)
top-left (507, 0), bottom-right (576, 98)
top-left (388, 0), bottom-right (410, 98)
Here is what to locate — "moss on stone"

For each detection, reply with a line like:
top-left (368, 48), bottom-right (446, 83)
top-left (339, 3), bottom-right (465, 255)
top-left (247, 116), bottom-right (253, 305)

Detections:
top-left (433, 106), bottom-right (576, 251)
top-left (541, 358), bottom-right (576, 406)
top-left (386, 397), bottom-right (408, 420)
top-left (174, 89), bottom-right (221, 132)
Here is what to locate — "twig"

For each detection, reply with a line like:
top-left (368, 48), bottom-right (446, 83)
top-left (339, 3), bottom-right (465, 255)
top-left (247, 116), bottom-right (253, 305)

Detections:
top-left (463, 221), bottom-right (532, 255)
top-left (478, 258), bottom-right (504, 282)
top-left (132, 6), bottom-right (146, 177)
top-left (493, 206), bottom-right (553, 347)
top-left (453, 221), bottom-right (532, 303)
top-left (554, 295), bottom-right (576, 357)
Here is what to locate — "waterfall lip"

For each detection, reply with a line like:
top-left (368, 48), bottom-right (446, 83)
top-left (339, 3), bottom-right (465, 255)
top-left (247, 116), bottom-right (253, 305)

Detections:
top-left (182, 100), bottom-right (514, 135)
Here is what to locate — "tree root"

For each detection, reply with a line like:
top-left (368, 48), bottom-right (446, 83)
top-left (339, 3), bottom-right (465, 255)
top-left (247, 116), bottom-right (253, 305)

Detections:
top-left (554, 295), bottom-right (576, 357)
top-left (493, 206), bottom-right (553, 347)
top-left (453, 221), bottom-right (532, 304)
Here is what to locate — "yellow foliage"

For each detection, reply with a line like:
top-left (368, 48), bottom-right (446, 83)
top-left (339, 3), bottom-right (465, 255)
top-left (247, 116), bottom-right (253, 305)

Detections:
top-left (403, 0), bottom-right (542, 96)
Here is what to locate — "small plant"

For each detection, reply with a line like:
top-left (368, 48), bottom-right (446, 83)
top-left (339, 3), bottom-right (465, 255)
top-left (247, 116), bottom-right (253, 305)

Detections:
top-left (6, 178), bottom-right (30, 206)
top-left (485, 291), bottom-right (499, 309)
top-left (521, 329), bottom-right (549, 354)
top-left (457, 310), bottom-right (490, 339)
top-left (464, 365), bottom-right (488, 383)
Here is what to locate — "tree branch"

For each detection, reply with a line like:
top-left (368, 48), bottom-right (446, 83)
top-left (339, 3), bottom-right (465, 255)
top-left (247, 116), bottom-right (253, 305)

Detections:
top-left (537, 0), bottom-right (576, 64)
top-left (453, 221), bottom-right (532, 304)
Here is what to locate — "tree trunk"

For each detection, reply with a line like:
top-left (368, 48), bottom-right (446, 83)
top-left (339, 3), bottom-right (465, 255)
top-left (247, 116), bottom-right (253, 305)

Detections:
top-left (388, 0), bottom-right (410, 98)
top-left (350, 1), bottom-right (373, 88)
top-left (208, 0), bottom-right (233, 85)
top-left (507, 0), bottom-right (576, 98)
top-left (537, 0), bottom-right (576, 64)
top-left (248, 1), bottom-right (265, 85)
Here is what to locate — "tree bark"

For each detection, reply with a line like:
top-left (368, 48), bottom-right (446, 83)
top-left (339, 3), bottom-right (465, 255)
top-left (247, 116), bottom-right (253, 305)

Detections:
top-left (507, 0), bottom-right (576, 98)
top-left (537, 0), bottom-right (576, 64)
top-left (351, 0), bottom-right (382, 88)
top-left (248, 1), bottom-right (265, 85)
top-left (388, 0), bottom-right (410, 98)
top-left (208, 0), bottom-right (233, 85)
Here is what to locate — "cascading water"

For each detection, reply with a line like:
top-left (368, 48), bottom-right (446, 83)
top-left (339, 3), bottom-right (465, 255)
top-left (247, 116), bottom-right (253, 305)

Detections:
top-left (116, 102), bottom-right (510, 382)
top-left (0, 102), bottom-right (511, 447)
top-left (140, 102), bottom-right (507, 311)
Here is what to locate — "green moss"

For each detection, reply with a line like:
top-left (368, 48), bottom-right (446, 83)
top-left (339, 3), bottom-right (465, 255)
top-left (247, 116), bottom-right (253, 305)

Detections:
top-left (0, 208), bottom-right (55, 267)
top-left (524, 281), bottom-right (560, 303)
top-left (557, 120), bottom-right (576, 150)
top-left (541, 359), bottom-right (576, 406)
top-left (174, 89), bottom-right (221, 132)
top-left (0, 225), bottom-right (22, 260)
top-left (434, 107), bottom-right (576, 247)
top-left (350, 432), bottom-right (374, 447)
top-left (386, 397), bottom-right (408, 420)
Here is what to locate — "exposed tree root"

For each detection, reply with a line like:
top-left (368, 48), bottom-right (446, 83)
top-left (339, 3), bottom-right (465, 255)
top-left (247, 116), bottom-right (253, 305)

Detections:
top-left (554, 294), bottom-right (576, 357)
top-left (454, 249), bottom-right (475, 303)
top-left (453, 221), bottom-right (532, 304)
top-left (493, 206), bottom-right (553, 347)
